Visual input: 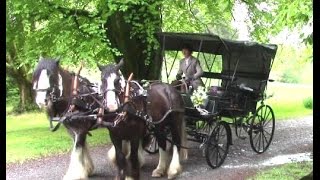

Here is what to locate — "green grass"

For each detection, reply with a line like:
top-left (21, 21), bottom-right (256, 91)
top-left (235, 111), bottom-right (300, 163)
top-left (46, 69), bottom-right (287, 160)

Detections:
top-left (248, 161), bottom-right (313, 180)
top-left (6, 110), bottom-right (110, 164)
top-left (265, 82), bottom-right (313, 120)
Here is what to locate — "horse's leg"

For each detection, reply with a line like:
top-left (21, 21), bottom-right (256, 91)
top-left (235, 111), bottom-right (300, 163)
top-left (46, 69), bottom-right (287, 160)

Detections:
top-left (108, 141), bottom-right (131, 167)
top-left (167, 114), bottom-right (184, 179)
top-left (83, 141), bottom-right (94, 176)
top-left (111, 135), bottom-right (127, 180)
top-left (179, 114), bottom-right (188, 160)
top-left (64, 130), bottom-right (92, 180)
top-left (138, 140), bottom-right (145, 168)
top-left (152, 133), bottom-right (168, 177)
top-left (126, 138), bottom-right (140, 180)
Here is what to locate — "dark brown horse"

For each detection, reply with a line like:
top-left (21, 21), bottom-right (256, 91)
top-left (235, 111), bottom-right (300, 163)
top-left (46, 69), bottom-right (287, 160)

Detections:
top-left (171, 79), bottom-right (189, 93)
top-left (32, 57), bottom-right (99, 180)
top-left (99, 60), bottom-right (187, 180)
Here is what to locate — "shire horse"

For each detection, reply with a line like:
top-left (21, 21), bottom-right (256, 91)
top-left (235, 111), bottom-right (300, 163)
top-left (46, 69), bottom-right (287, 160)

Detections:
top-left (32, 57), bottom-right (99, 180)
top-left (98, 59), bottom-right (188, 180)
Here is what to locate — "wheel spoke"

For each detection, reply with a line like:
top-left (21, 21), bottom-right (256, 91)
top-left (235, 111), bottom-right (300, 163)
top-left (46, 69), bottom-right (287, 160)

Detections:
top-left (262, 131), bottom-right (269, 146)
top-left (261, 131), bottom-right (265, 150)
top-left (215, 147), bottom-right (219, 165)
top-left (252, 129), bottom-right (260, 140)
top-left (255, 132), bottom-right (261, 150)
top-left (264, 110), bottom-right (271, 122)
top-left (259, 132), bottom-right (263, 152)
top-left (263, 106), bottom-right (268, 120)
top-left (263, 118), bottom-right (272, 128)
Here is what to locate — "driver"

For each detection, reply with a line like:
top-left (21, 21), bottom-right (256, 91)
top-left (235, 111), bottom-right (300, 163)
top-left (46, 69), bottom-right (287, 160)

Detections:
top-left (176, 44), bottom-right (204, 90)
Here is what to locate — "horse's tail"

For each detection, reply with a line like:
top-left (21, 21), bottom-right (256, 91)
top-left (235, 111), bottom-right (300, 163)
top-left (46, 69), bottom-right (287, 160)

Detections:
top-left (179, 114), bottom-right (188, 160)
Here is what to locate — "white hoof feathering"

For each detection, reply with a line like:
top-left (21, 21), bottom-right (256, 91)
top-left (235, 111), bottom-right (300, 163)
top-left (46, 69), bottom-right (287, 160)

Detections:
top-left (167, 145), bottom-right (182, 179)
top-left (83, 144), bottom-right (94, 175)
top-left (122, 140), bottom-right (131, 159)
top-left (138, 140), bottom-right (145, 167)
top-left (125, 176), bottom-right (135, 180)
top-left (107, 145), bottom-right (116, 166)
top-left (152, 148), bottom-right (168, 177)
top-left (64, 147), bottom-right (88, 180)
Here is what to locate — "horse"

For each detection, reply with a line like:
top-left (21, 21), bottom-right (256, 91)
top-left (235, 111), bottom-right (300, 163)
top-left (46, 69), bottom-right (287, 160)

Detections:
top-left (98, 59), bottom-right (188, 180)
top-left (171, 79), bottom-right (189, 93)
top-left (32, 57), bottom-right (100, 180)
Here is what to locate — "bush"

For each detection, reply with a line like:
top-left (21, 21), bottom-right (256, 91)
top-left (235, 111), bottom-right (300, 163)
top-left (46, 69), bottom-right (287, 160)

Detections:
top-left (280, 70), bottom-right (300, 84)
top-left (303, 97), bottom-right (313, 109)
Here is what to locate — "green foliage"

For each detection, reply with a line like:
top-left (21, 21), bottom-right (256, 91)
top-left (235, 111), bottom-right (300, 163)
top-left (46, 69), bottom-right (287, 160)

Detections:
top-left (303, 97), bottom-right (313, 109)
top-left (6, 76), bottom-right (19, 105)
top-left (242, 0), bottom-right (312, 45)
top-left (279, 70), bottom-right (299, 84)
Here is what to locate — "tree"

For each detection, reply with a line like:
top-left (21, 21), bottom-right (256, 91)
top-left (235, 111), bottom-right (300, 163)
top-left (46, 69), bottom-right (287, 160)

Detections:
top-left (238, 0), bottom-right (313, 45)
top-left (6, 0), bottom-right (312, 111)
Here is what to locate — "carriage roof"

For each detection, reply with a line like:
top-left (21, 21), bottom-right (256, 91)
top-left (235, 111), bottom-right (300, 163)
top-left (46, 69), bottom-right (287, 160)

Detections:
top-left (158, 32), bottom-right (278, 92)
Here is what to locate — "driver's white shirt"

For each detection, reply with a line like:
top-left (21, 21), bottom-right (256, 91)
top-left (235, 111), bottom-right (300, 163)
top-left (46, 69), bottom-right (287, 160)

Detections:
top-left (185, 56), bottom-right (191, 66)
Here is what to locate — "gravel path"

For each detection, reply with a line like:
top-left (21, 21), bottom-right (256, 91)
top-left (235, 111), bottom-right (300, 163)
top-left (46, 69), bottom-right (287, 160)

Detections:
top-left (6, 116), bottom-right (313, 180)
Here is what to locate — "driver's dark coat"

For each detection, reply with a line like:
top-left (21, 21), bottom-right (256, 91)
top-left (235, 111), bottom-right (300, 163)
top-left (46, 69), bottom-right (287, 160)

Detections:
top-left (177, 56), bottom-right (204, 89)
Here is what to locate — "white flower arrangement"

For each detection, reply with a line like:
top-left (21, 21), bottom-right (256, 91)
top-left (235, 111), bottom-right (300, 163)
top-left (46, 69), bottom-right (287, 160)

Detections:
top-left (190, 86), bottom-right (208, 107)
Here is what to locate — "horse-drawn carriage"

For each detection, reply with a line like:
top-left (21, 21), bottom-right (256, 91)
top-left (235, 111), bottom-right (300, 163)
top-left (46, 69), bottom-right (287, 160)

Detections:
top-left (32, 32), bottom-right (277, 179)
top-left (153, 32), bottom-right (277, 168)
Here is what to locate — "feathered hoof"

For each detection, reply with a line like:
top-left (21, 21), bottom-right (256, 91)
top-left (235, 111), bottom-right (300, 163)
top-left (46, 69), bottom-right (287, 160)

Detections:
top-left (167, 165), bottom-right (182, 179)
top-left (152, 168), bottom-right (165, 178)
top-left (63, 172), bottom-right (88, 180)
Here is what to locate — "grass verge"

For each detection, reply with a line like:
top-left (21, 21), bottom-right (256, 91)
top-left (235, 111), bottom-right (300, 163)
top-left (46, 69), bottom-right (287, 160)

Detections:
top-left (266, 82), bottom-right (312, 120)
top-left (6, 110), bottom-right (110, 164)
top-left (247, 161), bottom-right (313, 180)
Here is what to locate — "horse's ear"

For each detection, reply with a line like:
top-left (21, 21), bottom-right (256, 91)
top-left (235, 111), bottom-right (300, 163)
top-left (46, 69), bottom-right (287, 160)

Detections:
top-left (39, 55), bottom-right (44, 61)
top-left (55, 59), bottom-right (60, 65)
top-left (97, 64), bottom-right (104, 71)
top-left (115, 58), bottom-right (124, 70)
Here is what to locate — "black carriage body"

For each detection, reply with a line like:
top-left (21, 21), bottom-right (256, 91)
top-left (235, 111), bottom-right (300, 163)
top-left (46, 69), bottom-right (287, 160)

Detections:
top-left (158, 32), bottom-right (277, 119)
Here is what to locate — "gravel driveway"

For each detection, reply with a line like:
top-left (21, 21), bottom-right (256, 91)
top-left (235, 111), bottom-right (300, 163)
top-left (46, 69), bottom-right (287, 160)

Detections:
top-left (6, 116), bottom-right (313, 180)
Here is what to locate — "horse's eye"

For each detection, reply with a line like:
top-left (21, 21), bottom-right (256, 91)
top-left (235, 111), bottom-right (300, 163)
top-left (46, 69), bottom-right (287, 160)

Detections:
top-left (115, 78), bottom-right (120, 84)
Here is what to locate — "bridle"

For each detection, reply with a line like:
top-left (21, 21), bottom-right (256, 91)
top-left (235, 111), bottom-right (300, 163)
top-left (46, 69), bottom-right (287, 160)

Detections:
top-left (34, 76), bottom-right (62, 104)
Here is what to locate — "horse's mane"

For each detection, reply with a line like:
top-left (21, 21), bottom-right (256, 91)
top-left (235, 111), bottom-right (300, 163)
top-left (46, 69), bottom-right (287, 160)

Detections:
top-left (32, 58), bottom-right (59, 83)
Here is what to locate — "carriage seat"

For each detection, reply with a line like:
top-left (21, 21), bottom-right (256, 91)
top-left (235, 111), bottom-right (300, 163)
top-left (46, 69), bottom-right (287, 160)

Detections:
top-left (207, 86), bottom-right (225, 97)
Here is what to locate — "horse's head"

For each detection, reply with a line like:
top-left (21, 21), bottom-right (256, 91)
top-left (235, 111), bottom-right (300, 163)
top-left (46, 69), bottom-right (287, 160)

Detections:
top-left (32, 56), bottom-right (63, 109)
top-left (98, 59), bottom-right (126, 112)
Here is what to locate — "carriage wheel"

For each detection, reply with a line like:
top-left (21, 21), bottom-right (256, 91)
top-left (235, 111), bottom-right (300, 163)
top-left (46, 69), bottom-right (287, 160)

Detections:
top-left (205, 121), bottom-right (231, 169)
top-left (249, 105), bottom-right (275, 154)
top-left (144, 133), bottom-right (159, 154)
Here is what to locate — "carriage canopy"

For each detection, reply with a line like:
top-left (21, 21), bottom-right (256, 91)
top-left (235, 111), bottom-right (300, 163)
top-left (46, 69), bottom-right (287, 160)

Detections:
top-left (157, 32), bottom-right (278, 92)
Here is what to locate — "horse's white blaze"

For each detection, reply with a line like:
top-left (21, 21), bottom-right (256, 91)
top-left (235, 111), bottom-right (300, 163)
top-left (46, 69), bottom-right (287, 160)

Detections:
top-left (167, 145), bottom-right (182, 179)
top-left (152, 147), bottom-right (168, 177)
top-left (106, 73), bottom-right (118, 111)
top-left (35, 69), bottom-right (50, 108)
top-left (58, 73), bottom-right (63, 97)
top-left (119, 70), bottom-right (126, 89)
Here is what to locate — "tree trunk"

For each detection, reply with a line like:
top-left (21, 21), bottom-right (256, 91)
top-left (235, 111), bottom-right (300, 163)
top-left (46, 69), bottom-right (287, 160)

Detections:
top-left (105, 4), bottom-right (163, 80)
top-left (17, 77), bottom-right (34, 110)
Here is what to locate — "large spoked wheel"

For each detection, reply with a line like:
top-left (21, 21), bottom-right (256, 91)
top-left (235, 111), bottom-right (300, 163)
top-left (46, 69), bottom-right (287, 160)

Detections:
top-left (143, 133), bottom-right (159, 154)
top-left (205, 121), bottom-right (231, 169)
top-left (249, 104), bottom-right (275, 154)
